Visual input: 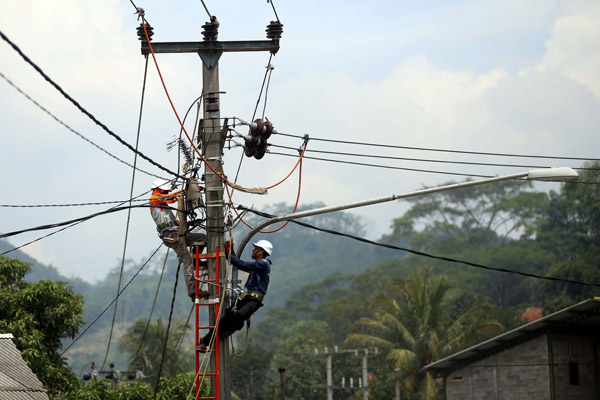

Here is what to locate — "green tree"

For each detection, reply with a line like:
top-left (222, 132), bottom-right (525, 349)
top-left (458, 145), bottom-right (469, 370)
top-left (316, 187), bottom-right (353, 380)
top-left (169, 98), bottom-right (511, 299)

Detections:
top-left (346, 268), bottom-right (502, 398)
top-left (0, 256), bottom-right (84, 395)
top-left (60, 373), bottom-right (206, 400)
top-left (119, 317), bottom-right (194, 388)
top-left (390, 179), bottom-right (547, 252)
top-left (537, 162), bottom-right (600, 306)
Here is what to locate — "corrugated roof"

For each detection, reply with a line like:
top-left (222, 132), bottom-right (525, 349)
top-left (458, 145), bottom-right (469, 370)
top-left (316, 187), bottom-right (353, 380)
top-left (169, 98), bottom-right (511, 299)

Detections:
top-left (423, 297), bottom-right (600, 374)
top-left (0, 335), bottom-right (49, 400)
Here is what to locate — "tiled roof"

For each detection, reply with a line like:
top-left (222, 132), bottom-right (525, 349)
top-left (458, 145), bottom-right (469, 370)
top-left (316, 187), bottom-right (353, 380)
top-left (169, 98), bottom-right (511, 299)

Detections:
top-left (0, 334), bottom-right (48, 400)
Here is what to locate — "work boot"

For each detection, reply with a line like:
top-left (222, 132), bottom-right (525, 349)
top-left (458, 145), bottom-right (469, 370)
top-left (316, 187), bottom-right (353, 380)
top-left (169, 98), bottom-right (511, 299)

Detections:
top-left (190, 290), bottom-right (210, 302)
top-left (196, 343), bottom-right (209, 353)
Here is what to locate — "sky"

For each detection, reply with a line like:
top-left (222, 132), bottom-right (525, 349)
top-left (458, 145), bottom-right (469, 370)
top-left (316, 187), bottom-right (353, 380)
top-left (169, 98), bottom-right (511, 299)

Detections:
top-left (0, 0), bottom-right (599, 282)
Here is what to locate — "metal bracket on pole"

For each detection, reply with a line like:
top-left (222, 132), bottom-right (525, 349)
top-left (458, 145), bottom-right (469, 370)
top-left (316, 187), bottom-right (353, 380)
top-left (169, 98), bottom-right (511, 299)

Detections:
top-left (198, 49), bottom-right (224, 69)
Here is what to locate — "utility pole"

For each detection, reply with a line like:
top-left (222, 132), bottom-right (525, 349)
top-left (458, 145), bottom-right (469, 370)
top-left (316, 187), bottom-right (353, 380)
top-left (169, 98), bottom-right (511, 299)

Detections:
top-left (326, 353), bottom-right (333, 400)
top-left (139, 16), bottom-right (282, 400)
top-left (278, 366), bottom-right (286, 400)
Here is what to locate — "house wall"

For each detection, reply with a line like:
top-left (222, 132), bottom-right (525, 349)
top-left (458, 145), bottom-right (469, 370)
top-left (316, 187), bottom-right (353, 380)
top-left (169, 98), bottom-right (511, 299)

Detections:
top-left (445, 335), bottom-right (550, 400)
top-left (551, 334), bottom-right (599, 400)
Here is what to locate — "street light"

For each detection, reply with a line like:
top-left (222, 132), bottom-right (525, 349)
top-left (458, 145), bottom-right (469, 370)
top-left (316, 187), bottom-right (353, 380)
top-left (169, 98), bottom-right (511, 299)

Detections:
top-left (235, 167), bottom-right (578, 255)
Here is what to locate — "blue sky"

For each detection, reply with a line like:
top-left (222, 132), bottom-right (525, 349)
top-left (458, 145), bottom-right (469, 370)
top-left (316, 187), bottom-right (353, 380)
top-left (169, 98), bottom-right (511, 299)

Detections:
top-left (1, 0), bottom-right (598, 281)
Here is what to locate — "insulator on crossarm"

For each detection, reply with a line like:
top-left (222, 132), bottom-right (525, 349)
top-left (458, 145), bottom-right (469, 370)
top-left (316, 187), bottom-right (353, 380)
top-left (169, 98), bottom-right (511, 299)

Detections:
top-left (266, 21), bottom-right (283, 39)
top-left (202, 17), bottom-right (219, 41)
top-left (137, 23), bottom-right (154, 42)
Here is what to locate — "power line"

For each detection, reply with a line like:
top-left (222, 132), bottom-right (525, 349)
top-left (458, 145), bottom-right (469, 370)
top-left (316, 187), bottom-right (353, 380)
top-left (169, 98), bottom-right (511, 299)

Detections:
top-left (101, 56), bottom-right (151, 372)
top-left (241, 207), bottom-right (600, 288)
top-left (60, 244), bottom-right (163, 356)
top-left (0, 29), bottom-right (182, 179)
top-left (274, 131), bottom-right (600, 162)
top-left (0, 71), bottom-right (166, 179)
top-left (0, 191), bottom-right (152, 256)
top-left (269, 151), bottom-right (600, 185)
top-left (270, 144), bottom-right (600, 171)
top-left (0, 199), bottom-right (148, 208)
top-left (0, 204), bottom-right (180, 240)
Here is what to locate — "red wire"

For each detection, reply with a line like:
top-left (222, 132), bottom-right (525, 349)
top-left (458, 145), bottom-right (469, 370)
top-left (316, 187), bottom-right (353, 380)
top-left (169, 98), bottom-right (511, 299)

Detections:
top-left (226, 148), bottom-right (304, 233)
top-left (141, 18), bottom-right (306, 232)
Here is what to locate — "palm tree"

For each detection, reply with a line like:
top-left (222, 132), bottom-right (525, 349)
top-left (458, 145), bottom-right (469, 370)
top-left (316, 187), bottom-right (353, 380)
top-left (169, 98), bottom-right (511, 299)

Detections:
top-left (346, 268), bottom-right (502, 398)
top-left (120, 317), bottom-right (193, 387)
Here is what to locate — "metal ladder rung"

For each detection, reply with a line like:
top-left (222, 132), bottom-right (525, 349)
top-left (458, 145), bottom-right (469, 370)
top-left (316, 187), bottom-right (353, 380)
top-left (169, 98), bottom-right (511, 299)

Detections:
top-left (198, 325), bottom-right (216, 329)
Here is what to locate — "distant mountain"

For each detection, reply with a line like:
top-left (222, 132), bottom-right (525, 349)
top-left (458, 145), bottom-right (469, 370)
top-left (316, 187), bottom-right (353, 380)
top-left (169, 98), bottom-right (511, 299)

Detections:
top-left (0, 239), bottom-right (90, 293)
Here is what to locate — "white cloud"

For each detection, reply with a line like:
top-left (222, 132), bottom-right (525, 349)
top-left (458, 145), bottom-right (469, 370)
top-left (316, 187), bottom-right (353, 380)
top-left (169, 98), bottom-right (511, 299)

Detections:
top-left (534, 0), bottom-right (600, 99)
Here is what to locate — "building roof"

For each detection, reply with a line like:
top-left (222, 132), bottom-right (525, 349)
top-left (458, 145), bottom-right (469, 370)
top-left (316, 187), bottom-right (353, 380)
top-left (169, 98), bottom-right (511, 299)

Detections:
top-left (423, 297), bottom-right (600, 374)
top-left (0, 334), bottom-right (49, 400)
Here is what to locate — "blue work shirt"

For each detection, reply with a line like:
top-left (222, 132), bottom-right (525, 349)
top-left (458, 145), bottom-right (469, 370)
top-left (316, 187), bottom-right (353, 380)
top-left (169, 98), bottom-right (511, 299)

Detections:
top-left (230, 254), bottom-right (271, 295)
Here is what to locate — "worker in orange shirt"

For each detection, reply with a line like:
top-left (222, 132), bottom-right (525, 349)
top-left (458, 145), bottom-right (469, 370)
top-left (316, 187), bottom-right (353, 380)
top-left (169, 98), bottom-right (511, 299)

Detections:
top-left (150, 178), bottom-right (208, 301)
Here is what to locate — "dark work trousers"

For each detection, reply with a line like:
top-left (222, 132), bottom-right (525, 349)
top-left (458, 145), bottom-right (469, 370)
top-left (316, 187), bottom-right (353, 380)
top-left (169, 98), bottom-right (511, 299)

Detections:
top-left (202, 297), bottom-right (263, 346)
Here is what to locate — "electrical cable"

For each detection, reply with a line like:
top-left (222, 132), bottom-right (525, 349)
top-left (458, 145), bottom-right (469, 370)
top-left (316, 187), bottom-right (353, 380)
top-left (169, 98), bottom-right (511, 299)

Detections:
top-left (231, 54), bottom-right (275, 199)
top-left (199, 0), bottom-right (213, 19)
top-left (0, 70), bottom-right (166, 179)
top-left (133, 249), bottom-right (169, 365)
top-left (269, 144), bottom-right (600, 171)
top-left (0, 204), bottom-right (180, 239)
top-left (139, 19), bottom-right (309, 195)
top-left (0, 29), bottom-right (182, 179)
top-left (267, 0), bottom-right (281, 21)
top-left (0, 199), bottom-right (148, 208)
top-left (270, 151), bottom-right (600, 185)
top-left (153, 260), bottom-right (181, 399)
top-left (227, 153), bottom-right (303, 233)
top-left (270, 150), bottom-right (494, 179)
top-left (0, 191), bottom-right (152, 256)
top-left (101, 58), bottom-right (151, 371)
top-left (275, 131), bottom-right (600, 162)
top-left (240, 207), bottom-right (600, 288)
top-left (60, 244), bottom-right (163, 356)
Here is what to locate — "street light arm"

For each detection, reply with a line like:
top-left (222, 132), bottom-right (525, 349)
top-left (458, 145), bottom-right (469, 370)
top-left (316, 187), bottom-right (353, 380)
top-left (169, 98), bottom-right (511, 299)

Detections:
top-left (235, 168), bottom-right (577, 255)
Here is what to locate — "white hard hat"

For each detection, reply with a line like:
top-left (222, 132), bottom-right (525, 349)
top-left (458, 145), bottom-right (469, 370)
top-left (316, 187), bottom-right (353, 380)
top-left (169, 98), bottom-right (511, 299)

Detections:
top-left (253, 240), bottom-right (273, 256)
top-left (152, 178), bottom-right (171, 190)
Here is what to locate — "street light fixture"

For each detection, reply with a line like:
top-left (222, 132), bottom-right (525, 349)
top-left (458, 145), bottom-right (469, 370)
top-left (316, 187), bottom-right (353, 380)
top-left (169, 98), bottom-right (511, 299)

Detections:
top-left (235, 167), bottom-right (578, 255)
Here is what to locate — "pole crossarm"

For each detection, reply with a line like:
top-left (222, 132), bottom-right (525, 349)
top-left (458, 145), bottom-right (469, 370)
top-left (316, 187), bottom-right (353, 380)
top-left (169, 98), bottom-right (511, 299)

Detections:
top-left (236, 167), bottom-right (578, 255)
top-left (141, 40), bottom-right (280, 55)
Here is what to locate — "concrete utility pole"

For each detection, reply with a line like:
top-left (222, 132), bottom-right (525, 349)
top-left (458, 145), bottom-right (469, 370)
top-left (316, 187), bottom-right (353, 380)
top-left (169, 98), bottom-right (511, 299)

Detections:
top-left (140, 17), bottom-right (281, 400)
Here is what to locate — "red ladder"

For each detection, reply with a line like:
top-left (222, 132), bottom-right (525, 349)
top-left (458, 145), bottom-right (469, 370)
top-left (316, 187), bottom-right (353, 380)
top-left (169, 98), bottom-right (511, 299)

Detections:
top-left (193, 245), bottom-right (223, 400)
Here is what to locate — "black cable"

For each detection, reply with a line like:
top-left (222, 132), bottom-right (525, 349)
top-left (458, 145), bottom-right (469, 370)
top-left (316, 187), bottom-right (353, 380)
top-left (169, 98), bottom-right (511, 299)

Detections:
top-left (153, 261), bottom-right (181, 399)
top-left (0, 190), bottom-right (152, 256)
top-left (134, 249), bottom-right (169, 364)
top-left (0, 199), bottom-right (148, 208)
top-left (240, 207), bottom-right (600, 288)
top-left (0, 204), bottom-right (181, 239)
top-left (0, 30), bottom-right (182, 179)
top-left (0, 71), bottom-right (166, 179)
top-left (275, 131), bottom-right (600, 162)
top-left (60, 244), bottom-right (163, 356)
top-left (270, 144), bottom-right (600, 171)
top-left (270, 151), bottom-right (600, 185)
top-left (270, 151), bottom-right (494, 179)
top-left (267, 0), bottom-right (280, 21)
top-left (175, 304), bottom-right (195, 357)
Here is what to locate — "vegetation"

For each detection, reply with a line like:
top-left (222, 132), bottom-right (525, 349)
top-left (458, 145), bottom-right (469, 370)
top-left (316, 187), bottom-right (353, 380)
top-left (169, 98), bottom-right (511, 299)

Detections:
top-left (0, 256), bottom-right (84, 394)
top-left (2, 162), bottom-right (598, 398)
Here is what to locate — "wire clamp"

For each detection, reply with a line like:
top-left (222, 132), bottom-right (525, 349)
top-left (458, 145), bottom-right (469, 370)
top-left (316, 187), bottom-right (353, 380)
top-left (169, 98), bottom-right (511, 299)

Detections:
top-left (134, 7), bottom-right (145, 20)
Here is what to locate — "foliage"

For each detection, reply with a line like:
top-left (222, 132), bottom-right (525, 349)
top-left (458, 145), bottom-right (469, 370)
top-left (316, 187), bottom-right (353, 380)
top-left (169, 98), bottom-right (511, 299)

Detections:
top-left (54, 373), bottom-right (206, 400)
top-left (346, 268), bottom-right (503, 398)
top-left (537, 162), bottom-right (600, 307)
top-left (0, 256), bottom-right (84, 394)
top-left (389, 180), bottom-right (547, 251)
top-left (119, 317), bottom-right (194, 388)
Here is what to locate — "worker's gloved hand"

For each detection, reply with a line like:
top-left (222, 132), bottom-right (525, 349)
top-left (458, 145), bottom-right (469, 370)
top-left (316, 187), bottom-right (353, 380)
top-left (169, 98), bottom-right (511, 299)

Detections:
top-left (224, 241), bottom-right (234, 255)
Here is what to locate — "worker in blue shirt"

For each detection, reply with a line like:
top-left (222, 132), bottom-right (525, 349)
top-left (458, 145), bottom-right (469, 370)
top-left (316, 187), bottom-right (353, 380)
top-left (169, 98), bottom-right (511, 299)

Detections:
top-left (198, 239), bottom-right (273, 352)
